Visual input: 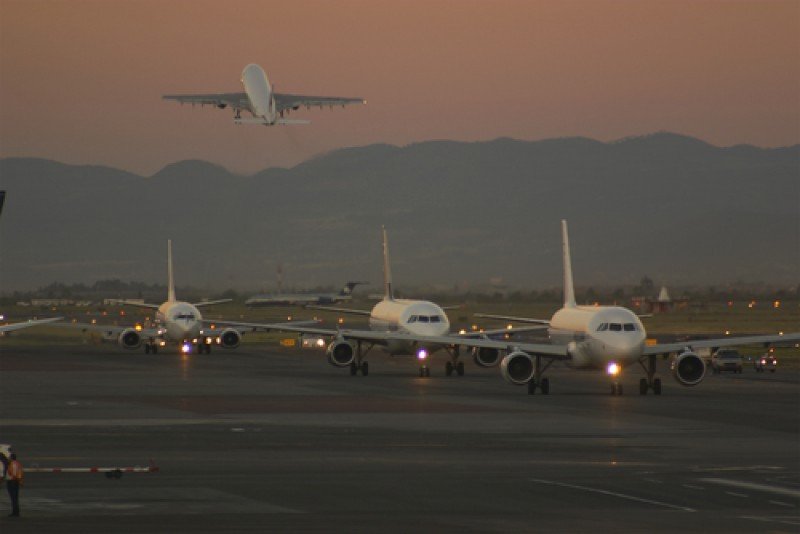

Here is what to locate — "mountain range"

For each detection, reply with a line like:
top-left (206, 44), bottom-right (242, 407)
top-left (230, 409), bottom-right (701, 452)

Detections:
top-left (1, 133), bottom-right (797, 293)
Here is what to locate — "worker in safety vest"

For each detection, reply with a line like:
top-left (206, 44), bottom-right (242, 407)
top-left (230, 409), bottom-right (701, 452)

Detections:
top-left (6, 453), bottom-right (23, 517)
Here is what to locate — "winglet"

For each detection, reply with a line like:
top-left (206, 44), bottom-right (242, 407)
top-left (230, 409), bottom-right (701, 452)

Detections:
top-left (167, 239), bottom-right (176, 303)
top-left (561, 220), bottom-right (576, 308)
top-left (382, 226), bottom-right (394, 301)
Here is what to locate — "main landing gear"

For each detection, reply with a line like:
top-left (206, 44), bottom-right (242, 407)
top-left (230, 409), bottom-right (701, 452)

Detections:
top-left (144, 342), bottom-right (158, 354)
top-left (527, 354), bottom-right (554, 395)
top-left (444, 347), bottom-right (465, 377)
top-left (419, 365), bottom-right (431, 377)
top-left (349, 341), bottom-right (372, 376)
top-left (637, 355), bottom-right (662, 395)
top-left (197, 342), bottom-right (212, 354)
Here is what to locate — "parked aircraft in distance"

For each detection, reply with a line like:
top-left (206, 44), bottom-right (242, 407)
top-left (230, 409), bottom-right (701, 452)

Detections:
top-left (163, 63), bottom-right (365, 125)
top-left (470, 220), bottom-right (800, 395)
top-left (217, 228), bottom-right (541, 377)
top-left (0, 317), bottom-right (62, 334)
top-left (245, 281), bottom-right (367, 307)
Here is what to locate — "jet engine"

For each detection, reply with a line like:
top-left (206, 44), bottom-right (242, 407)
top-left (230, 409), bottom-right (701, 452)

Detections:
top-left (326, 340), bottom-right (356, 367)
top-left (671, 351), bottom-right (706, 386)
top-left (472, 347), bottom-right (501, 368)
top-left (217, 328), bottom-right (241, 349)
top-left (500, 351), bottom-right (535, 385)
top-left (118, 328), bottom-right (142, 350)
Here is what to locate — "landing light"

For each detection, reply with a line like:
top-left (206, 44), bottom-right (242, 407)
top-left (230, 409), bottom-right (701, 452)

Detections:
top-left (135, 324), bottom-right (142, 331)
top-left (338, 317), bottom-right (344, 325)
top-left (205, 337), bottom-right (212, 345)
top-left (159, 341), bottom-right (166, 347)
top-left (459, 329), bottom-right (466, 335)
top-left (181, 343), bottom-right (191, 354)
top-left (606, 362), bottom-right (621, 376)
top-left (506, 324), bottom-right (513, 330)
top-left (417, 349), bottom-right (428, 361)
top-left (316, 338), bottom-right (325, 348)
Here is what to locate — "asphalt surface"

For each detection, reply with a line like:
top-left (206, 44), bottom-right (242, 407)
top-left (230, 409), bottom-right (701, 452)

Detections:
top-left (0, 342), bottom-right (798, 533)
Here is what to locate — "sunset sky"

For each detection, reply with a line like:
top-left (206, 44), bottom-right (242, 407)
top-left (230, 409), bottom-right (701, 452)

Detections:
top-left (1, 0), bottom-right (798, 175)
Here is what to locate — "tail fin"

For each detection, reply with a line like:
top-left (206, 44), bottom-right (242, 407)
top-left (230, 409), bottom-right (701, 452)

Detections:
top-left (167, 239), bottom-right (176, 303)
top-left (382, 226), bottom-right (394, 301)
top-left (561, 220), bottom-right (576, 308)
top-left (340, 281), bottom-right (366, 296)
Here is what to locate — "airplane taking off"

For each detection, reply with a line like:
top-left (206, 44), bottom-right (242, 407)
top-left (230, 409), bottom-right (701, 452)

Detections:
top-left (218, 228), bottom-right (538, 377)
top-left (163, 64), bottom-right (365, 125)
top-left (470, 220), bottom-right (800, 395)
top-left (245, 281), bottom-right (367, 307)
top-left (64, 240), bottom-right (242, 354)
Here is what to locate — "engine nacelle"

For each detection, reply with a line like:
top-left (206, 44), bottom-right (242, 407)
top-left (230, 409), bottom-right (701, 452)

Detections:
top-left (217, 328), bottom-right (241, 349)
top-left (118, 328), bottom-right (142, 350)
top-left (326, 340), bottom-right (356, 367)
top-left (671, 351), bottom-right (706, 386)
top-left (500, 351), bottom-right (535, 385)
top-left (472, 347), bottom-right (501, 368)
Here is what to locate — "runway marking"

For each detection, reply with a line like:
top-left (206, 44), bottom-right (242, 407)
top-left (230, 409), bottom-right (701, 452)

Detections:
top-left (642, 478), bottom-right (663, 484)
top-left (529, 478), bottom-right (695, 512)
top-left (740, 515), bottom-right (800, 527)
top-left (698, 478), bottom-right (800, 498)
top-left (694, 465), bottom-right (783, 473)
top-left (725, 491), bottom-right (748, 498)
top-left (769, 500), bottom-right (796, 508)
top-left (681, 484), bottom-right (705, 490)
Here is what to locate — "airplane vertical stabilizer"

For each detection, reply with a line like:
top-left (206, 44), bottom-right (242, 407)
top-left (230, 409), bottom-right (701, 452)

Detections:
top-left (167, 239), bottom-right (176, 303)
top-left (561, 220), bottom-right (576, 308)
top-left (382, 226), bottom-right (394, 301)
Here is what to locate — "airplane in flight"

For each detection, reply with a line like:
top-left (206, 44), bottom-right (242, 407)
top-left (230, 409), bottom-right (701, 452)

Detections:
top-left (468, 220), bottom-right (800, 395)
top-left (163, 63), bottom-right (366, 125)
top-left (245, 281), bottom-right (368, 307)
top-left (219, 228), bottom-right (538, 377)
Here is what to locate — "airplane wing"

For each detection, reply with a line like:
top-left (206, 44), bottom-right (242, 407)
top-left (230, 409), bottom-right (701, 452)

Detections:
top-left (106, 299), bottom-right (161, 310)
top-left (274, 93), bottom-right (365, 113)
top-left (0, 317), bottom-right (62, 333)
top-left (303, 305), bottom-right (372, 316)
top-left (210, 319), bottom-right (568, 357)
top-left (642, 333), bottom-right (800, 356)
top-left (192, 299), bottom-right (232, 308)
top-left (473, 313), bottom-right (551, 326)
top-left (163, 92), bottom-right (250, 109)
top-left (54, 321), bottom-right (162, 341)
top-left (458, 325), bottom-right (550, 337)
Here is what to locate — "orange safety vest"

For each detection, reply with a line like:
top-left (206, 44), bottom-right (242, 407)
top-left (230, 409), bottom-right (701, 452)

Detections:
top-left (7, 460), bottom-right (23, 482)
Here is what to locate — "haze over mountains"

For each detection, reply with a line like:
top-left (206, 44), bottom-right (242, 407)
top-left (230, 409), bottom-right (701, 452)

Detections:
top-left (1, 133), bottom-right (797, 294)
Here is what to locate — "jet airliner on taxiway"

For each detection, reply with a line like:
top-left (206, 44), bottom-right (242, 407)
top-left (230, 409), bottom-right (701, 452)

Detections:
top-left (217, 228), bottom-right (541, 377)
top-left (468, 220), bottom-right (800, 395)
top-left (245, 281), bottom-right (367, 307)
top-left (163, 63), bottom-right (365, 125)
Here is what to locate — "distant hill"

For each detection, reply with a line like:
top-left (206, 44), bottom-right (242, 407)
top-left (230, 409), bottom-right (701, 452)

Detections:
top-left (1, 133), bottom-right (798, 293)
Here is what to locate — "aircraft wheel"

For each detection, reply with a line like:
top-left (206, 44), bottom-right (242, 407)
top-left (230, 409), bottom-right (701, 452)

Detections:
top-left (361, 362), bottom-right (369, 376)
top-left (152, 345), bottom-right (158, 354)
top-left (350, 362), bottom-right (358, 376)
top-left (639, 378), bottom-right (648, 395)
top-left (425, 367), bottom-right (431, 377)
top-left (540, 378), bottom-right (550, 395)
top-left (527, 381), bottom-right (537, 395)
top-left (653, 378), bottom-right (662, 395)
top-left (456, 362), bottom-right (465, 376)
top-left (445, 361), bottom-right (453, 376)
top-left (145, 344), bottom-right (150, 354)
top-left (419, 367), bottom-right (425, 377)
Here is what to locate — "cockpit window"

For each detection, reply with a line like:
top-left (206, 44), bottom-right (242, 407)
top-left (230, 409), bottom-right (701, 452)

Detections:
top-left (175, 313), bottom-right (196, 320)
top-left (609, 323), bottom-right (622, 332)
top-left (623, 323), bottom-right (636, 331)
top-left (596, 323), bottom-right (609, 331)
top-left (430, 315), bottom-right (441, 323)
top-left (418, 316), bottom-right (430, 323)
top-left (407, 316), bottom-right (417, 323)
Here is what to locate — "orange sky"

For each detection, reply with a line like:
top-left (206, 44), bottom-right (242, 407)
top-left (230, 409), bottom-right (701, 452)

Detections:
top-left (1, 0), bottom-right (798, 175)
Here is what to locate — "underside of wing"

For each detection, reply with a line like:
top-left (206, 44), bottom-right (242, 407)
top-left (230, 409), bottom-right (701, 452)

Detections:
top-left (304, 305), bottom-right (372, 316)
top-left (163, 92), bottom-right (250, 110)
top-left (642, 332), bottom-right (800, 355)
top-left (274, 93), bottom-right (365, 113)
top-left (473, 313), bottom-right (551, 325)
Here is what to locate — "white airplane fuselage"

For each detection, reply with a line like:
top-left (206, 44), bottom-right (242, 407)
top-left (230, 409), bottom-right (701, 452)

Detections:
top-left (156, 301), bottom-right (203, 343)
top-left (369, 299), bottom-right (450, 356)
top-left (241, 63), bottom-right (276, 124)
top-left (548, 305), bottom-right (646, 370)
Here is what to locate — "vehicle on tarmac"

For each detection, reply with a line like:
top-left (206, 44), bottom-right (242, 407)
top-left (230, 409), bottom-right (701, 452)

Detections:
top-left (711, 349), bottom-right (744, 374)
top-left (754, 351), bottom-right (778, 373)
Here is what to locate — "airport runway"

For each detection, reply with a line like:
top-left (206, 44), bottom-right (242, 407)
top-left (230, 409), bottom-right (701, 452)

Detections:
top-left (1, 342), bottom-right (798, 532)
